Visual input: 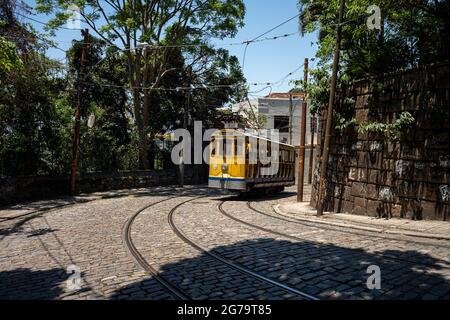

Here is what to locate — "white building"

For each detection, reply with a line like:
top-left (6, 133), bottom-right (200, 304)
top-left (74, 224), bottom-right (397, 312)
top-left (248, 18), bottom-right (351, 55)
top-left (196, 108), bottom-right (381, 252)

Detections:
top-left (232, 93), bottom-right (317, 147)
top-left (232, 93), bottom-right (318, 184)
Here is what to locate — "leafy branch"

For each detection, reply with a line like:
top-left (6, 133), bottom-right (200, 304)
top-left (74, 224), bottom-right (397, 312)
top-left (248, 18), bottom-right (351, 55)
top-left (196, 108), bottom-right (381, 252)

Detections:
top-left (358, 111), bottom-right (415, 141)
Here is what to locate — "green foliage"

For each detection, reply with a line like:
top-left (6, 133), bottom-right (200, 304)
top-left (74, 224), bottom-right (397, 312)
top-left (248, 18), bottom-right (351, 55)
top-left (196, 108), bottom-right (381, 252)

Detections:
top-left (37, 0), bottom-right (247, 170)
top-left (0, 54), bottom-right (73, 175)
top-left (335, 114), bottom-right (356, 131)
top-left (294, 0), bottom-right (448, 142)
top-left (358, 111), bottom-right (415, 141)
top-left (66, 37), bottom-right (134, 173)
top-left (294, 66), bottom-right (332, 115)
top-left (1, 0), bottom-right (247, 175)
top-left (0, 37), bottom-right (22, 77)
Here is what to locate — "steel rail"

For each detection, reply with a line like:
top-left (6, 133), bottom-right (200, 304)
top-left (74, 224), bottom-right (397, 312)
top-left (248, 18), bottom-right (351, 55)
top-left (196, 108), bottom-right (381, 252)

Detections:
top-left (247, 201), bottom-right (450, 251)
top-left (122, 196), bottom-right (192, 300)
top-left (169, 199), bottom-right (319, 301)
top-left (231, 201), bottom-right (450, 269)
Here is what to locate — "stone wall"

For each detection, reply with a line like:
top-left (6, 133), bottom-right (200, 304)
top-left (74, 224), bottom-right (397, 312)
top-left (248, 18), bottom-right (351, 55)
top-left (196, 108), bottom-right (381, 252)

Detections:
top-left (0, 169), bottom-right (195, 207)
top-left (311, 62), bottom-right (450, 221)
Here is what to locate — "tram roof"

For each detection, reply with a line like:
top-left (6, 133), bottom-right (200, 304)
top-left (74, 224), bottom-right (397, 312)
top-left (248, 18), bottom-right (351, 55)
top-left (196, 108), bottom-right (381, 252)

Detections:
top-left (211, 129), bottom-right (295, 148)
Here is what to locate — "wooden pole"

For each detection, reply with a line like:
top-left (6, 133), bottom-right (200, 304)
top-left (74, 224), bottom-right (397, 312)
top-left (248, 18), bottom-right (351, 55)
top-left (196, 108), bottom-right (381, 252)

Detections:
top-left (289, 93), bottom-right (293, 144)
top-left (70, 29), bottom-right (89, 196)
top-left (317, 0), bottom-right (345, 216)
top-left (308, 115), bottom-right (315, 184)
top-left (180, 67), bottom-right (192, 187)
top-left (297, 58), bottom-right (309, 202)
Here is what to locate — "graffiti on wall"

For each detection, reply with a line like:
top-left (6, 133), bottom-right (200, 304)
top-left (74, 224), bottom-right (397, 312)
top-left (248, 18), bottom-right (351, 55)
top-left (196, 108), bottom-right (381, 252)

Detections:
top-left (439, 156), bottom-right (450, 168)
top-left (394, 160), bottom-right (412, 178)
top-left (369, 142), bottom-right (383, 152)
top-left (440, 185), bottom-right (450, 202)
top-left (379, 187), bottom-right (394, 202)
top-left (349, 168), bottom-right (366, 182)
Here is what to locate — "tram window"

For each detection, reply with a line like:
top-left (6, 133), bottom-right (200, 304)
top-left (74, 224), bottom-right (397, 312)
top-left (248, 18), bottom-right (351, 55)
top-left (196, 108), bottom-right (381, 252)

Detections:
top-left (214, 138), bottom-right (223, 157)
top-left (224, 136), bottom-right (233, 157)
top-left (211, 137), bottom-right (216, 156)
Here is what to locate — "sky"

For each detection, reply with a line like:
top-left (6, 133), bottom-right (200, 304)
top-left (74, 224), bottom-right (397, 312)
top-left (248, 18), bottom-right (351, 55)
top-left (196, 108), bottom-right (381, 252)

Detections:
top-left (23, 0), bottom-right (319, 96)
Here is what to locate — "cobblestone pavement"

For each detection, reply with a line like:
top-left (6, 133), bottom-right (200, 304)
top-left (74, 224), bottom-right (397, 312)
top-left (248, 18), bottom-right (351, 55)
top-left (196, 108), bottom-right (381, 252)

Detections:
top-left (0, 186), bottom-right (449, 300)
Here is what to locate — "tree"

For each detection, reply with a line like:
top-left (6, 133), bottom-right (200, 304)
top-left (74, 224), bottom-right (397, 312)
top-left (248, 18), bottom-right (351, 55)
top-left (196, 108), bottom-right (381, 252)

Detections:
top-left (66, 36), bottom-right (134, 172)
top-left (37, 0), bottom-right (246, 169)
top-left (299, 0), bottom-right (450, 76)
top-left (0, 0), bottom-right (73, 176)
top-left (297, 0), bottom-right (450, 113)
top-left (0, 37), bottom-right (22, 77)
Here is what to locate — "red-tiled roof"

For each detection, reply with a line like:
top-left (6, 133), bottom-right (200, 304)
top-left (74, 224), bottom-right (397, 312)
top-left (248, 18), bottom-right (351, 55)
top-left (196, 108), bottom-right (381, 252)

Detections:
top-left (265, 92), bottom-right (304, 99)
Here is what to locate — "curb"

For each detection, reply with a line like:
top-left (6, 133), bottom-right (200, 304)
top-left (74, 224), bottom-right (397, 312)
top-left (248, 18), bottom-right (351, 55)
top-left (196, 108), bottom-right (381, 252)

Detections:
top-left (273, 204), bottom-right (450, 241)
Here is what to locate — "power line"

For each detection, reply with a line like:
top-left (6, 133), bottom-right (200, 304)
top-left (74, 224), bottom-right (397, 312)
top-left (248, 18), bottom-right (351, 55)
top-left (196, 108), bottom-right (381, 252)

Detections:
top-left (1, 34), bottom-right (68, 54)
top-left (250, 13), bottom-right (301, 42)
top-left (11, 11), bottom-right (300, 50)
top-left (8, 11), bottom-right (311, 94)
top-left (96, 31), bottom-right (300, 51)
top-left (2, 32), bottom-right (307, 92)
top-left (240, 12), bottom-right (301, 72)
top-left (15, 12), bottom-right (82, 31)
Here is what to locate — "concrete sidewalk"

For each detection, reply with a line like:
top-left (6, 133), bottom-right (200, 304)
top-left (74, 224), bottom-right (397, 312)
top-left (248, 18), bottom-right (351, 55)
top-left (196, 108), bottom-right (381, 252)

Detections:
top-left (275, 202), bottom-right (450, 241)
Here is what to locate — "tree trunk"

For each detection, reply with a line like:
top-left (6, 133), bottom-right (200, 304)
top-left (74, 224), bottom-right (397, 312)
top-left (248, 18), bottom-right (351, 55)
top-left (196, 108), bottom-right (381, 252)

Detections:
top-left (130, 48), bottom-right (149, 170)
top-left (141, 48), bottom-right (152, 170)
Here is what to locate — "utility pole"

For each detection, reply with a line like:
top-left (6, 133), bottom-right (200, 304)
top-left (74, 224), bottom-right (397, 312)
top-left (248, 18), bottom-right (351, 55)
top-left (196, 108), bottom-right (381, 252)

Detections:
top-left (289, 93), bottom-right (293, 144)
top-left (308, 115), bottom-right (316, 184)
top-left (70, 29), bottom-right (89, 196)
top-left (180, 67), bottom-right (192, 187)
top-left (317, 0), bottom-right (346, 216)
top-left (297, 58), bottom-right (308, 202)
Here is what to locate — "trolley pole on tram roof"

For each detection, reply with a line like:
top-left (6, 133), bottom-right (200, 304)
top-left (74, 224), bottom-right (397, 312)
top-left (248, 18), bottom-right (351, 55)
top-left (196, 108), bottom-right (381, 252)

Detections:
top-left (297, 58), bottom-right (308, 202)
top-left (70, 29), bottom-right (89, 196)
top-left (316, 0), bottom-right (346, 216)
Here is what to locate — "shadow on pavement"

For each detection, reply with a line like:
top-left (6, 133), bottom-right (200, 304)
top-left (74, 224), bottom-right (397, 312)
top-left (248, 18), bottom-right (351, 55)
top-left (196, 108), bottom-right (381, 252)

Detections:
top-left (110, 238), bottom-right (450, 300)
top-left (0, 268), bottom-right (96, 300)
top-left (0, 186), bottom-right (221, 239)
top-left (0, 268), bottom-right (66, 299)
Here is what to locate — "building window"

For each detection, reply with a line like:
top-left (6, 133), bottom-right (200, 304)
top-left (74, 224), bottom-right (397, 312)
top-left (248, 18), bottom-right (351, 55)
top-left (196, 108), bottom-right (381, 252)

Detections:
top-left (274, 116), bottom-right (290, 133)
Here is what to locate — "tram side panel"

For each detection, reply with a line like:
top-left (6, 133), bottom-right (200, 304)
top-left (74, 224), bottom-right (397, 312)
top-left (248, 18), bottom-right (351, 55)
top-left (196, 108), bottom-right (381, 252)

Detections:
top-left (208, 133), bottom-right (296, 192)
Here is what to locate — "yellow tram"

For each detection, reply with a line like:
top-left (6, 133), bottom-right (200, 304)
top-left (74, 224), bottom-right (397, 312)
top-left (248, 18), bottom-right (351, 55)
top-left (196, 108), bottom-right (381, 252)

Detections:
top-left (208, 129), bottom-right (296, 193)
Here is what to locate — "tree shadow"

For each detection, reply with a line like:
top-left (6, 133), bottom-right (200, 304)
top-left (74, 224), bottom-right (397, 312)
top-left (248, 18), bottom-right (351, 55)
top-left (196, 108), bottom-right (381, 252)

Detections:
top-left (111, 238), bottom-right (450, 300)
top-left (26, 228), bottom-right (59, 238)
top-left (0, 186), bottom-right (223, 239)
top-left (0, 268), bottom-right (92, 300)
top-left (0, 267), bottom-right (92, 300)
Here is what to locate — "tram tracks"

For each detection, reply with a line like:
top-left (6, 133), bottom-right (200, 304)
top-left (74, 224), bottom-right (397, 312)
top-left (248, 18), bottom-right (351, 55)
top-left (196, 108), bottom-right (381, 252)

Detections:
top-left (217, 200), bottom-right (450, 270)
top-left (122, 196), bottom-right (191, 300)
top-left (123, 195), bottom-right (319, 300)
top-left (249, 201), bottom-right (450, 249)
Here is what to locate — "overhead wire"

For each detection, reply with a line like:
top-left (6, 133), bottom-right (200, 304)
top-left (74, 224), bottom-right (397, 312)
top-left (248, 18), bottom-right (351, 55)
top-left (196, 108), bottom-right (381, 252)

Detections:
top-left (8, 11), bottom-right (317, 95)
top-left (15, 11), bottom-right (83, 31)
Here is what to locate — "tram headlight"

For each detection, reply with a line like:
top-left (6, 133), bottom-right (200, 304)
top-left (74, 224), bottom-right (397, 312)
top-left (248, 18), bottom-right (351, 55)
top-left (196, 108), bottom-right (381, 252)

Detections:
top-left (221, 164), bottom-right (229, 173)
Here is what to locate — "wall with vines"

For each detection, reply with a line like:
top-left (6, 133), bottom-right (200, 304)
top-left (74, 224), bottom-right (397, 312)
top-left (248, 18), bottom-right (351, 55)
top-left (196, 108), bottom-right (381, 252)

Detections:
top-left (311, 62), bottom-right (450, 221)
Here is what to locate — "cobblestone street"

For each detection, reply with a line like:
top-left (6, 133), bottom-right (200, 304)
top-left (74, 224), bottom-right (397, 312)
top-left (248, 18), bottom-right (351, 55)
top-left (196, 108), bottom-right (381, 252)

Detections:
top-left (1, 186), bottom-right (449, 300)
